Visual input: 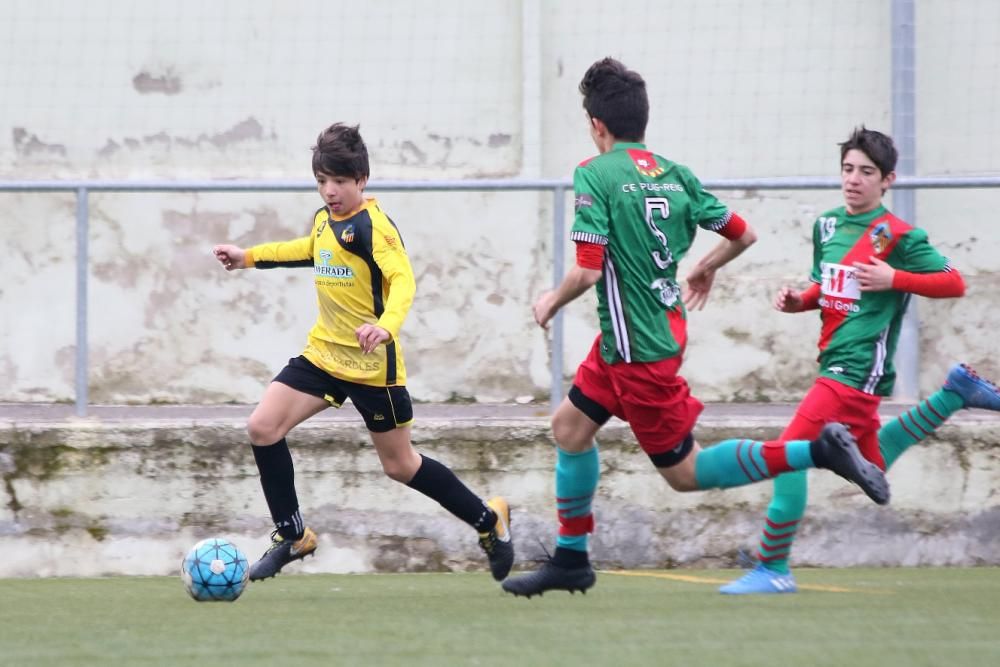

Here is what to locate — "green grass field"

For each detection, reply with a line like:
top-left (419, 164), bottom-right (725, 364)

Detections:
top-left (2, 568), bottom-right (998, 667)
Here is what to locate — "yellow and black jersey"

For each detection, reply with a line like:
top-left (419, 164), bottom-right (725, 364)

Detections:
top-left (246, 197), bottom-right (415, 387)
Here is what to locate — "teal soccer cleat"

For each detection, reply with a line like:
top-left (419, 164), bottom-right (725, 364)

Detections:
top-left (944, 363), bottom-right (1000, 411)
top-left (719, 563), bottom-right (798, 595)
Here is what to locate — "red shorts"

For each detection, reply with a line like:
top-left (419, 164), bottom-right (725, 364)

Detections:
top-left (572, 332), bottom-right (703, 456)
top-left (782, 377), bottom-right (885, 469)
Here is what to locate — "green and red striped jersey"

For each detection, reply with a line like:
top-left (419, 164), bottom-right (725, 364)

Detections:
top-left (809, 204), bottom-right (952, 395)
top-left (571, 142), bottom-right (737, 364)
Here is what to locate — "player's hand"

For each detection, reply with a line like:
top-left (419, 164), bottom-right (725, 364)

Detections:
top-left (532, 290), bottom-right (559, 330)
top-left (774, 286), bottom-right (803, 313)
top-left (683, 266), bottom-right (716, 311)
top-left (853, 256), bottom-right (895, 291)
top-left (356, 323), bottom-right (390, 354)
top-left (213, 244), bottom-right (247, 271)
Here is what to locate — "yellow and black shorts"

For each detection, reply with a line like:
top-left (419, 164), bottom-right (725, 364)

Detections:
top-left (274, 355), bottom-right (413, 433)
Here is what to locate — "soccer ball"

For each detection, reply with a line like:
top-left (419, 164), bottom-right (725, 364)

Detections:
top-left (181, 537), bottom-right (250, 602)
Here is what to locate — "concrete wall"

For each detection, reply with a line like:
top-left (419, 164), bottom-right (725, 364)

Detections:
top-left (2, 0), bottom-right (1000, 404)
top-left (2, 405), bottom-right (999, 577)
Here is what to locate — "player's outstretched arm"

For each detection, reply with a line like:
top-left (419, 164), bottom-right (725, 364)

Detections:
top-left (213, 244), bottom-right (248, 271)
top-left (683, 226), bottom-right (757, 311)
top-left (533, 265), bottom-right (602, 330)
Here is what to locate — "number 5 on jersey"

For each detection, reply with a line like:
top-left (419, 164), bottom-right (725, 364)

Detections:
top-left (645, 197), bottom-right (673, 269)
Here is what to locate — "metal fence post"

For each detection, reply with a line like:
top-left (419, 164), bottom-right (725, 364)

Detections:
top-left (75, 187), bottom-right (89, 417)
top-left (892, 0), bottom-right (919, 401)
top-left (550, 185), bottom-right (566, 408)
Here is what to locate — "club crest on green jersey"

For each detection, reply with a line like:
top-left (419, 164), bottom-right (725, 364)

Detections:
top-left (819, 216), bottom-right (837, 243)
top-left (870, 222), bottom-right (893, 254)
top-left (626, 148), bottom-right (664, 178)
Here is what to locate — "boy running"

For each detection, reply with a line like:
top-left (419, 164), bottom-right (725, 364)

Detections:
top-left (213, 123), bottom-right (513, 582)
top-left (502, 59), bottom-right (889, 598)
top-left (720, 126), bottom-right (1000, 594)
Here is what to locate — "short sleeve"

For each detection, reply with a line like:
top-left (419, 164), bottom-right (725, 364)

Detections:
top-left (570, 164), bottom-right (610, 245)
top-left (685, 171), bottom-right (730, 233)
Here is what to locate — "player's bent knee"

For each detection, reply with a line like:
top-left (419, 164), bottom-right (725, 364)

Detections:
top-left (660, 470), bottom-right (700, 492)
top-left (551, 420), bottom-right (592, 452)
top-left (552, 388), bottom-right (607, 451)
top-left (381, 460), bottom-right (413, 483)
top-left (377, 447), bottom-right (422, 483)
top-left (648, 433), bottom-right (698, 491)
top-left (646, 433), bottom-right (694, 467)
top-left (246, 417), bottom-right (286, 446)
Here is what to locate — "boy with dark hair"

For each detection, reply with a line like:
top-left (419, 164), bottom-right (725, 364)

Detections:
top-left (502, 61), bottom-right (890, 598)
top-left (720, 125), bottom-right (1000, 594)
top-left (213, 122), bottom-right (513, 582)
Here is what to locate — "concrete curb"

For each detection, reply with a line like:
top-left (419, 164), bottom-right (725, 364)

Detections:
top-left (2, 403), bottom-right (999, 577)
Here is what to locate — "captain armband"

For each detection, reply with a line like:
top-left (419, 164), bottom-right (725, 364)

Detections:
top-left (575, 241), bottom-right (605, 270)
top-left (717, 212), bottom-right (748, 240)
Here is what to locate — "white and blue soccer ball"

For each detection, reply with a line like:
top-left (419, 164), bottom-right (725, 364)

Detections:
top-left (181, 537), bottom-right (249, 602)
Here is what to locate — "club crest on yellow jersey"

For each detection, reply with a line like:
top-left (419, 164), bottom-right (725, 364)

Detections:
top-left (341, 224), bottom-right (355, 243)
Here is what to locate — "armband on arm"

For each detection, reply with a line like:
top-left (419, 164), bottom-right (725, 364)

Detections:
top-left (717, 212), bottom-right (748, 241)
top-left (575, 241), bottom-right (605, 270)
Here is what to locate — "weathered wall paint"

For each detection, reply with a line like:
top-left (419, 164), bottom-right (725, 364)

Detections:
top-left (3, 1), bottom-right (998, 403)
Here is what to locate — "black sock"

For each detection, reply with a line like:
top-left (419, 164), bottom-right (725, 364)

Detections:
top-left (251, 439), bottom-right (303, 540)
top-left (552, 546), bottom-right (590, 569)
top-left (406, 455), bottom-right (496, 531)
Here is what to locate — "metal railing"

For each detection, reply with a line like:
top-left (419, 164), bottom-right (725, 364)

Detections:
top-left (3, 175), bottom-right (1000, 416)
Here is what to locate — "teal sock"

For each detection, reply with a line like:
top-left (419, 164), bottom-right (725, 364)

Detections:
top-left (756, 471), bottom-right (808, 574)
top-left (555, 445), bottom-right (600, 552)
top-left (879, 388), bottom-right (964, 469)
top-left (695, 439), bottom-right (814, 489)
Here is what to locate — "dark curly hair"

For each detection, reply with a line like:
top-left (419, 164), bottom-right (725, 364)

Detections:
top-left (839, 126), bottom-right (898, 176)
top-left (312, 123), bottom-right (369, 180)
top-left (579, 58), bottom-right (649, 141)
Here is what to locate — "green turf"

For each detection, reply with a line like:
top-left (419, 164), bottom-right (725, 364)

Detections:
top-left (1, 568), bottom-right (998, 667)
